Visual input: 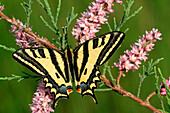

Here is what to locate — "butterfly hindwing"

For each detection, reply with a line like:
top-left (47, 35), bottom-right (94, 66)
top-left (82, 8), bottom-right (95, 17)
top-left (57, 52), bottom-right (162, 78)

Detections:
top-left (74, 31), bottom-right (125, 103)
top-left (12, 48), bottom-right (73, 107)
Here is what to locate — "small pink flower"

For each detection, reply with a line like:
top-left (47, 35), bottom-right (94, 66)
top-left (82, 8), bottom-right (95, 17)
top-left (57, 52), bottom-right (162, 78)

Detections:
top-left (114, 28), bottom-right (162, 72)
top-left (29, 80), bottom-right (54, 113)
top-left (114, 0), bottom-right (123, 4)
top-left (72, 0), bottom-right (122, 44)
top-left (10, 19), bottom-right (42, 48)
top-left (0, 5), bottom-right (5, 11)
top-left (160, 77), bottom-right (170, 96)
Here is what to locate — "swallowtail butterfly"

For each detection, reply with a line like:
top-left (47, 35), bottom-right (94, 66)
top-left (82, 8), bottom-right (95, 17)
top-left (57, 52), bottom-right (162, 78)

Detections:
top-left (12, 31), bottom-right (125, 108)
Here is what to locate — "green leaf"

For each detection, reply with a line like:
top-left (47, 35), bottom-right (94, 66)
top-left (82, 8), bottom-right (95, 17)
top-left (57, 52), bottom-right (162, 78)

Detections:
top-left (167, 97), bottom-right (170, 106)
top-left (152, 58), bottom-right (164, 67)
top-left (0, 44), bottom-right (16, 52)
top-left (137, 59), bottom-right (163, 97)
top-left (0, 73), bottom-right (41, 82)
top-left (37, 0), bottom-right (46, 11)
top-left (40, 16), bottom-right (56, 33)
top-left (55, 0), bottom-right (61, 26)
top-left (124, 28), bottom-right (129, 33)
top-left (116, 0), bottom-right (142, 31)
top-left (0, 74), bottom-right (21, 81)
top-left (21, 0), bottom-right (33, 27)
top-left (95, 88), bottom-right (112, 92)
top-left (154, 67), bottom-right (166, 112)
top-left (43, 0), bottom-right (55, 26)
top-left (158, 68), bottom-right (170, 92)
top-left (65, 7), bottom-right (78, 27)
top-left (107, 22), bottom-right (112, 32)
top-left (60, 7), bottom-right (77, 48)
top-left (113, 17), bottom-right (117, 31)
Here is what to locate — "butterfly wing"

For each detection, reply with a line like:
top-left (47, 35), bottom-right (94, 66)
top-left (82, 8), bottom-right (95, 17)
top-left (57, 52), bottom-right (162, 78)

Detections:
top-left (12, 48), bottom-right (73, 108)
top-left (74, 31), bottom-right (125, 103)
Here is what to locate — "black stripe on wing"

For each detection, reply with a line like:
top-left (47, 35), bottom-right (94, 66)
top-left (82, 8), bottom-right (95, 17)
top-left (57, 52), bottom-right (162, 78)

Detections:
top-left (79, 66), bottom-right (101, 104)
top-left (43, 75), bottom-right (71, 109)
top-left (12, 49), bottom-right (48, 76)
top-left (79, 42), bottom-right (89, 81)
top-left (96, 31), bottom-right (125, 65)
top-left (48, 48), bottom-right (69, 82)
top-left (38, 49), bottom-right (46, 58)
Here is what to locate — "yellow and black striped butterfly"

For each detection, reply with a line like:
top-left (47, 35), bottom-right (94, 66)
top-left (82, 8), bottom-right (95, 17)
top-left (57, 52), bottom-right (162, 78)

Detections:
top-left (12, 31), bottom-right (125, 108)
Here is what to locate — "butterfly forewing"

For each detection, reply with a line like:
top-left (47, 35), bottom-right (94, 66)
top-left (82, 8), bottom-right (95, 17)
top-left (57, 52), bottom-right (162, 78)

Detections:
top-left (12, 48), bottom-right (73, 107)
top-left (74, 31), bottom-right (125, 103)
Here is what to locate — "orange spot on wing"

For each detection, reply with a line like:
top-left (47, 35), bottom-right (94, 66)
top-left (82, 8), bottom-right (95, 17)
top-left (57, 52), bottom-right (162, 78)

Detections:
top-left (68, 89), bottom-right (73, 93)
top-left (76, 88), bottom-right (81, 93)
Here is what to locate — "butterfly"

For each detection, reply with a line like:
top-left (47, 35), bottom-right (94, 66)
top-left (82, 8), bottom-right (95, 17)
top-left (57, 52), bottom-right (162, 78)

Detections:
top-left (12, 31), bottom-right (125, 108)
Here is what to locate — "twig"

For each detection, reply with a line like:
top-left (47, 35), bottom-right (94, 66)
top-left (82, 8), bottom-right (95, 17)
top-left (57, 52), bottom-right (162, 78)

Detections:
top-left (100, 75), bottom-right (162, 113)
top-left (117, 71), bottom-right (124, 85)
top-left (146, 91), bottom-right (157, 103)
top-left (0, 11), bottom-right (59, 50)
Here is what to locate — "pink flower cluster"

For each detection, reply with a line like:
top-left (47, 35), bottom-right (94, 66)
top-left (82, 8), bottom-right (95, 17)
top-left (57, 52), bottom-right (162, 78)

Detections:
top-left (114, 28), bottom-right (162, 72)
top-left (160, 77), bottom-right (170, 96)
top-left (29, 80), bottom-right (54, 113)
top-left (0, 5), bottom-right (5, 11)
top-left (72, 0), bottom-right (122, 44)
top-left (10, 19), bottom-right (42, 48)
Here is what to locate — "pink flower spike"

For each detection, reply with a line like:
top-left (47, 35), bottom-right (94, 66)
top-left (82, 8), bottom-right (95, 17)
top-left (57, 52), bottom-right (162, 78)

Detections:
top-left (10, 19), bottom-right (43, 48)
top-left (0, 5), bottom-right (5, 11)
top-left (72, 0), bottom-right (122, 44)
top-left (29, 80), bottom-right (55, 113)
top-left (114, 28), bottom-right (162, 72)
top-left (160, 77), bottom-right (170, 96)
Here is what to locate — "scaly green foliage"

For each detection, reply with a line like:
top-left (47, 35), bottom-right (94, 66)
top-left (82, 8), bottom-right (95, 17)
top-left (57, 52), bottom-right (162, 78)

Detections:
top-left (113, 0), bottom-right (142, 32)
top-left (154, 67), bottom-right (166, 112)
top-left (37, 0), bottom-right (77, 49)
top-left (21, 0), bottom-right (33, 27)
top-left (137, 58), bottom-right (164, 97)
top-left (0, 44), bottom-right (16, 52)
top-left (0, 73), bottom-right (40, 82)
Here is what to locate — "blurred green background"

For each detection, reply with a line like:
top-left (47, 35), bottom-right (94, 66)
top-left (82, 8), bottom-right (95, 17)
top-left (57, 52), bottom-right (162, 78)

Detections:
top-left (0, 0), bottom-right (170, 113)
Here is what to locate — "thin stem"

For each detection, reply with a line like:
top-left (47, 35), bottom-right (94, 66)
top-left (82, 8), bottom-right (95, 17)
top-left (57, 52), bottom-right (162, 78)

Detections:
top-left (117, 71), bottom-right (123, 85)
top-left (137, 77), bottom-right (145, 97)
top-left (0, 44), bottom-right (16, 52)
top-left (62, 26), bottom-right (67, 49)
top-left (154, 67), bottom-right (166, 112)
top-left (26, 0), bottom-right (33, 26)
top-left (107, 22), bottom-right (112, 31)
top-left (116, 0), bottom-right (142, 31)
top-left (146, 91), bottom-right (157, 103)
top-left (102, 62), bottom-right (115, 84)
top-left (107, 66), bottom-right (114, 82)
top-left (102, 62), bottom-right (108, 76)
top-left (0, 74), bottom-right (40, 82)
top-left (100, 75), bottom-right (162, 113)
top-left (95, 88), bottom-right (112, 92)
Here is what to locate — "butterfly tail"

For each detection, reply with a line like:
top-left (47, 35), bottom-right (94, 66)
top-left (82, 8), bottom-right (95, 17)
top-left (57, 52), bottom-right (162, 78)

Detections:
top-left (77, 66), bottom-right (101, 104)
